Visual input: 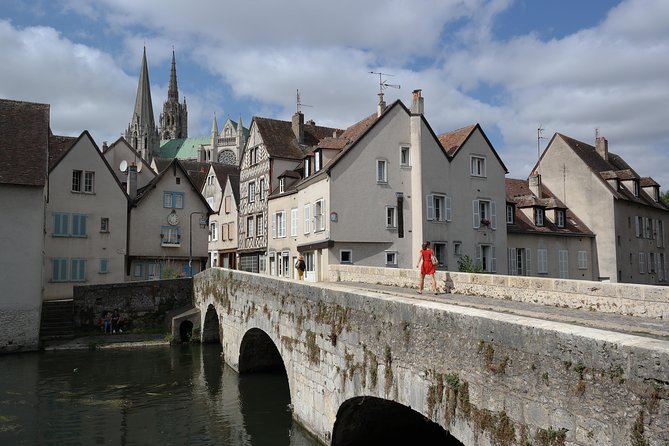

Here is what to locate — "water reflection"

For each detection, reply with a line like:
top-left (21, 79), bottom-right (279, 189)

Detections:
top-left (0, 345), bottom-right (319, 446)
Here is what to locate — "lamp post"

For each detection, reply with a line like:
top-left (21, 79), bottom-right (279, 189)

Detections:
top-left (189, 211), bottom-right (207, 277)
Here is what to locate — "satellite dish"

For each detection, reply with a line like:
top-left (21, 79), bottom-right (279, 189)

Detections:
top-left (136, 161), bottom-right (143, 172)
top-left (119, 160), bottom-right (128, 173)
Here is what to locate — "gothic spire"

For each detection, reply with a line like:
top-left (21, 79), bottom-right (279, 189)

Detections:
top-left (132, 46), bottom-right (156, 130)
top-left (126, 46), bottom-right (159, 162)
top-left (168, 49), bottom-right (179, 101)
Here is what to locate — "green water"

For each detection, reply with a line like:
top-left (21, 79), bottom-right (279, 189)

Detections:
top-left (0, 344), bottom-right (319, 445)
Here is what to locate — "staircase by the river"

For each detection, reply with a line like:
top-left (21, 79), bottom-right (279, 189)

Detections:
top-left (39, 299), bottom-right (74, 341)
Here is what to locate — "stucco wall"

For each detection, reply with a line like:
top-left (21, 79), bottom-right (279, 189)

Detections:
top-left (194, 268), bottom-right (669, 445)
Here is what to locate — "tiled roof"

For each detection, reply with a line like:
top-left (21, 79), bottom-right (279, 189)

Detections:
top-left (437, 124), bottom-right (477, 156)
top-left (228, 174), bottom-right (240, 206)
top-left (48, 134), bottom-right (78, 171)
top-left (640, 177), bottom-right (659, 187)
top-left (159, 136), bottom-right (210, 159)
top-left (0, 99), bottom-right (50, 186)
top-left (212, 162), bottom-right (239, 188)
top-left (254, 117), bottom-right (341, 160)
top-left (505, 178), bottom-right (593, 236)
top-left (153, 157), bottom-right (172, 173)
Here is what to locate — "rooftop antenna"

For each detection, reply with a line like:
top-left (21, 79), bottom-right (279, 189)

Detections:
top-left (536, 125), bottom-right (546, 176)
top-left (369, 71), bottom-right (401, 94)
top-left (296, 89), bottom-right (312, 113)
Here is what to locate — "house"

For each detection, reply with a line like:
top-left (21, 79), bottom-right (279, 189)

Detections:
top-left (535, 133), bottom-right (668, 284)
top-left (237, 111), bottom-right (340, 273)
top-left (201, 162), bottom-right (240, 268)
top-left (0, 99), bottom-right (49, 352)
top-left (126, 159), bottom-right (212, 280)
top-left (506, 177), bottom-right (596, 279)
top-left (45, 131), bottom-right (128, 300)
top-left (266, 90), bottom-right (508, 280)
top-left (103, 137), bottom-right (157, 190)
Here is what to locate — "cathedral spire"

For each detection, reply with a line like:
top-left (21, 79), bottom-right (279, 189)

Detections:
top-left (133, 46), bottom-right (156, 131)
top-left (159, 48), bottom-right (188, 140)
top-left (168, 49), bottom-right (179, 101)
top-left (125, 46), bottom-right (159, 163)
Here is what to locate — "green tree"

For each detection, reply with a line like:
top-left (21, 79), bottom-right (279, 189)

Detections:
top-left (662, 190), bottom-right (669, 206)
top-left (457, 255), bottom-right (482, 273)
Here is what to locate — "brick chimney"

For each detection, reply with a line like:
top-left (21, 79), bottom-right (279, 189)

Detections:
top-left (529, 173), bottom-right (541, 197)
top-left (411, 89), bottom-right (424, 115)
top-left (292, 111), bottom-right (304, 145)
top-left (377, 93), bottom-right (386, 117)
top-left (596, 136), bottom-right (608, 161)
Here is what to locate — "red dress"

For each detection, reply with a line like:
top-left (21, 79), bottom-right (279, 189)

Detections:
top-left (420, 249), bottom-right (435, 275)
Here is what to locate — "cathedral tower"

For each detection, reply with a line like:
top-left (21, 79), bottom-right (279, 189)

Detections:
top-left (124, 47), bottom-right (160, 163)
top-left (159, 50), bottom-right (188, 140)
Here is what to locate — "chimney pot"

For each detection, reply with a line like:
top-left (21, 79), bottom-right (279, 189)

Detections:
top-left (411, 89), bottom-right (424, 115)
top-left (596, 136), bottom-right (608, 160)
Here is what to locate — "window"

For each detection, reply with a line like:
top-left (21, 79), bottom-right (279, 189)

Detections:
top-left (644, 217), bottom-right (652, 239)
top-left (534, 208), bottom-right (545, 226)
top-left (99, 258), bottom-right (109, 274)
top-left (259, 178), bottom-right (265, 201)
top-left (639, 252), bottom-right (646, 274)
top-left (100, 218), bottom-right (109, 233)
top-left (163, 192), bottom-right (184, 209)
top-left (71, 214), bottom-right (87, 237)
top-left (84, 172), bottom-right (94, 193)
top-left (224, 196), bottom-right (232, 214)
top-left (400, 146), bottom-right (410, 167)
top-left (315, 150), bottom-right (322, 172)
top-left (256, 214), bottom-right (263, 238)
top-left (558, 250), bottom-right (569, 279)
top-left (210, 223), bottom-right (218, 241)
top-left (537, 249), bottom-right (548, 274)
top-left (649, 252), bottom-right (656, 274)
top-left (386, 206), bottom-right (397, 228)
top-left (133, 262), bottom-right (144, 278)
top-left (633, 180), bottom-right (640, 197)
top-left (273, 211), bottom-right (286, 238)
top-left (176, 177), bottom-right (181, 185)
top-left (72, 170), bottom-right (82, 191)
top-left (658, 220), bottom-right (665, 248)
top-left (578, 251), bottom-right (588, 269)
top-left (385, 251), bottom-right (398, 266)
top-left (291, 208), bottom-right (298, 237)
top-left (304, 160), bottom-right (311, 178)
top-left (556, 210), bottom-right (565, 228)
top-left (71, 259), bottom-right (86, 282)
top-left (279, 178), bottom-right (285, 194)
top-left (427, 194), bottom-right (451, 222)
top-left (433, 242), bottom-right (447, 268)
top-left (470, 156), bottom-right (486, 177)
top-left (228, 222), bottom-right (234, 240)
top-left (53, 213), bottom-right (69, 236)
top-left (376, 159), bottom-right (387, 183)
top-left (340, 250), bottom-right (352, 264)
top-left (52, 258), bottom-right (68, 282)
top-left (247, 217), bottom-right (254, 238)
top-left (635, 216), bottom-right (643, 237)
top-left (473, 199), bottom-right (495, 229)
top-left (508, 248), bottom-right (531, 276)
top-left (248, 181), bottom-right (256, 203)
top-left (314, 199), bottom-right (325, 231)
top-left (659, 253), bottom-right (666, 281)
top-left (506, 205), bottom-right (514, 224)
top-left (279, 252), bottom-right (290, 277)
top-left (304, 204), bottom-right (311, 234)
top-left (477, 245), bottom-right (496, 272)
top-left (161, 226), bottom-right (180, 245)
top-left (454, 242), bottom-right (462, 256)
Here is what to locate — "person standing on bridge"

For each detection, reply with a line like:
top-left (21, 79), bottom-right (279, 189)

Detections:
top-left (416, 241), bottom-right (438, 295)
top-left (295, 255), bottom-right (306, 280)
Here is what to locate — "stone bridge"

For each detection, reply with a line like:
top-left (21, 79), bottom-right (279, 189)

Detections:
top-left (190, 267), bottom-right (669, 445)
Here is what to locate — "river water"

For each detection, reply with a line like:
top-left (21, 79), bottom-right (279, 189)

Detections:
top-left (0, 344), bottom-right (320, 446)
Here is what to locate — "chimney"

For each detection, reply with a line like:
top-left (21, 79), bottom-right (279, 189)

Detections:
top-left (411, 89), bottom-right (424, 115)
top-left (596, 136), bottom-right (608, 160)
top-left (529, 173), bottom-right (542, 197)
top-left (127, 164), bottom-right (138, 200)
top-left (377, 93), bottom-right (386, 117)
top-left (292, 111), bottom-right (304, 145)
top-left (102, 141), bottom-right (108, 151)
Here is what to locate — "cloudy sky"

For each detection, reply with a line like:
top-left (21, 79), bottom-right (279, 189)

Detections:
top-left (2, 0), bottom-right (668, 189)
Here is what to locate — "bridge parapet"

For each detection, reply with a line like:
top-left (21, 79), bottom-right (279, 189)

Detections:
top-left (329, 265), bottom-right (669, 319)
top-left (195, 267), bottom-right (669, 445)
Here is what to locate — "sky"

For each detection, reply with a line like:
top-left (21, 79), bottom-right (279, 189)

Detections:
top-left (1, 0), bottom-right (668, 189)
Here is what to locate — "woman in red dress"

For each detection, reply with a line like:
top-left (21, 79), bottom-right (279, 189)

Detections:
top-left (416, 241), bottom-right (437, 295)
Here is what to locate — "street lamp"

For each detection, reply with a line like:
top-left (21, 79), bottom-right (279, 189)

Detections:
top-left (189, 211), bottom-right (207, 277)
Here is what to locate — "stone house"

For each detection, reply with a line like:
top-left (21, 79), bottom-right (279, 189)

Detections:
top-left (535, 133), bottom-right (668, 284)
top-left (506, 177), bottom-right (596, 280)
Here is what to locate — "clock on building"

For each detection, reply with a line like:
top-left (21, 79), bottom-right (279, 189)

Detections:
top-left (167, 211), bottom-right (179, 226)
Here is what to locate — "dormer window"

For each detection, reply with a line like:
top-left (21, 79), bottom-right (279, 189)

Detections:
top-left (534, 208), bottom-right (545, 226)
top-left (556, 209), bottom-right (565, 228)
top-left (279, 178), bottom-right (285, 194)
top-left (314, 150), bottom-right (322, 172)
top-left (304, 159), bottom-right (311, 178)
top-left (506, 204), bottom-right (514, 224)
top-left (633, 180), bottom-right (640, 197)
top-left (654, 186), bottom-right (660, 202)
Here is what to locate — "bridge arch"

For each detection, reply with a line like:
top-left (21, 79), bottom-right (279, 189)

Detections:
top-left (239, 327), bottom-right (286, 374)
top-left (332, 396), bottom-right (463, 446)
top-left (201, 304), bottom-right (220, 343)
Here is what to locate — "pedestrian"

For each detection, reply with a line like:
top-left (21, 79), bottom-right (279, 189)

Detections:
top-left (416, 241), bottom-right (438, 295)
top-left (295, 255), bottom-right (306, 280)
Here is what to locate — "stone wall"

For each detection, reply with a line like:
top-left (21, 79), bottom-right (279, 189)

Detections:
top-left (328, 265), bottom-right (669, 319)
top-left (194, 268), bottom-right (669, 446)
top-left (73, 278), bottom-right (193, 333)
top-left (0, 306), bottom-right (40, 354)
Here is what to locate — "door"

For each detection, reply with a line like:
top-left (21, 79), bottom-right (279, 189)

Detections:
top-left (304, 252), bottom-right (315, 281)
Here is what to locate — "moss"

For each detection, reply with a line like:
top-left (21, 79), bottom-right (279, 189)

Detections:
top-left (535, 427), bottom-right (567, 446)
top-left (608, 364), bottom-right (624, 384)
top-left (368, 352), bottom-right (379, 389)
top-left (542, 372), bottom-right (549, 386)
top-left (574, 361), bottom-right (586, 378)
top-left (384, 345), bottom-right (393, 396)
top-left (630, 411), bottom-right (649, 446)
top-left (305, 330), bottom-right (320, 365)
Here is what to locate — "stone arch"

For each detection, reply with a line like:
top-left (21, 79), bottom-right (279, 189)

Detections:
top-left (201, 304), bottom-right (220, 344)
top-left (179, 320), bottom-right (193, 342)
top-left (238, 327), bottom-right (286, 374)
top-left (332, 396), bottom-right (463, 446)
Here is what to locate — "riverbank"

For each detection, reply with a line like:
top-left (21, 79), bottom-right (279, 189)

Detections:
top-left (42, 332), bottom-right (170, 351)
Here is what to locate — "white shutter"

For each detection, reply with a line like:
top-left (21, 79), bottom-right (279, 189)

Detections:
top-left (426, 195), bottom-right (435, 221)
top-left (491, 201), bottom-right (497, 229)
top-left (272, 214), bottom-right (277, 238)
top-left (508, 248), bottom-right (517, 275)
top-left (526, 249), bottom-right (531, 276)
top-left (473, 200), bottom-right (480, 228)
top-left (635, 216), bottom-right (640, 237)
top-left (491, 246), bottom-right (497, 272)
top-left (476, 245), bottom-right (482, 269)
top-left (445, 196), bottom-right (452, 222)
top-left (321, 199), bottom-right (326, 230)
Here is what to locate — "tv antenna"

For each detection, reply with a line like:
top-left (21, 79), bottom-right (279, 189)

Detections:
top-left (296, 89), bottom-right (312, 113)
top-left (537, 125), bottom-right (547, 160)
top-left (369, 71), bottom-right (400, 95)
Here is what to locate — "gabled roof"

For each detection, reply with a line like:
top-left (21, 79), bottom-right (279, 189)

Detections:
top-left (48, 135), bottom-right (78, 171)
top-left (0, 99), bottom-right (49, 186)
top-left (227, 174), bottom-right (240, 207)
top-left (437, 123), bottom-right (509, 173)
top-left (506, 178), bottom-right (593, 236)
top-left (104, 137), bottom-right (156, 175)
top-left (212, 162), bottom-right (239, 187)
top-left (543, 133), bottom-right (668, 210)
top-left (252, 116), bottom-right (341, 160)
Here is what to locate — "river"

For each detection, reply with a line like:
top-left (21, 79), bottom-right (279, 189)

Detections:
top-left (0, 344), bottom-right (320, 445)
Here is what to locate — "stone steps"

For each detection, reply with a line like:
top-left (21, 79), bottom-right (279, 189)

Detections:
top-left (40, 300), bottom-right (74, 340)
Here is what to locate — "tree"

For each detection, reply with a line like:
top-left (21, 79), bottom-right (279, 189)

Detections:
top-left (662, 190), bottom-right (669, 206)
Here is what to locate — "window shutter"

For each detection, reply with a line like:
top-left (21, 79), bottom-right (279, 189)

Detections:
top-left (473, 200), bottom-right (480, 228)
top-left (635, 216), bottom-right (640, 237)
top-left (491, 201), bottom-right (497, 229)
top-left (491, 246), bottom-right (497, 272)
top-left (426, 195), bottom-right (434, 221)
top-left (526, 249), bottom-right (531, 276)
top-left (445, 196), bottom-right (452, 222)
top-left (321, 199), bottom-right (326, 230)
top-left (476, 245), bottom-right (482, 268)
top-left (272, 214), bottom-right (277, 238)
top-left (508, 248), bottom-right (517, 275)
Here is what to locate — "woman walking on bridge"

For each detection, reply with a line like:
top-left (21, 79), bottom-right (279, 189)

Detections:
top-left (416, 241), bottom-right (438, 295)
